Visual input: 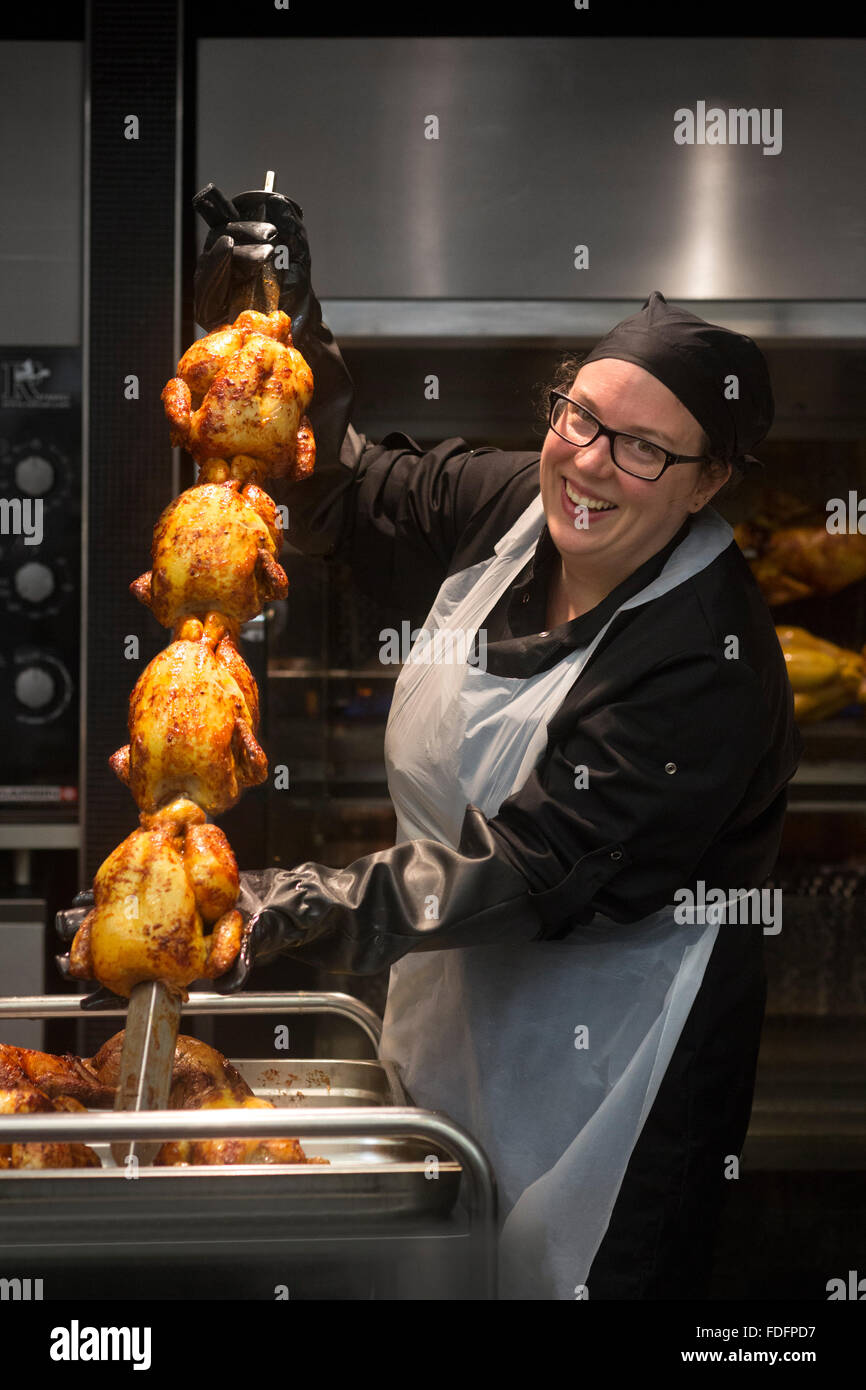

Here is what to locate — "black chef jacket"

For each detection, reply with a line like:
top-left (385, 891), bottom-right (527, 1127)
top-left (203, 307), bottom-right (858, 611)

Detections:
top-left (272, 407), bottom-right (802, 1299)
top-left (277, 426), bottom-right (801, 930)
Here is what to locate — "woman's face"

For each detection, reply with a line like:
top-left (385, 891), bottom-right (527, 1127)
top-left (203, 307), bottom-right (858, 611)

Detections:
top-left (539, 358), bottom-right (730, 574)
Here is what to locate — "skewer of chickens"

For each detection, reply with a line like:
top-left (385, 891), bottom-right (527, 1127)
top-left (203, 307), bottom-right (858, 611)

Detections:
top-left (46, 175), bottom-right (322, 1165)
top-left (66, 308), bottom-right (313, 998)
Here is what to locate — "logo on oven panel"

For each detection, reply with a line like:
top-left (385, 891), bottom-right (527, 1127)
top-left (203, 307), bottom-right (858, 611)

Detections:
top-left (0, 359), bottom-right (71, 409)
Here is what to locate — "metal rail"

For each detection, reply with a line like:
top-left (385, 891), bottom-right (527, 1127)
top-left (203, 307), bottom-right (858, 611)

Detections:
top-left (0, 991), bottom-right (383, 1051)
top-left (0, 1106), bottom-right (497, 1297)
top-left (0, 992), bottom-right (497, 1296)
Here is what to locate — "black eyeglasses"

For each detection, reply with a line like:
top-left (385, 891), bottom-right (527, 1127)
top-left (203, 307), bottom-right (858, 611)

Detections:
top-left (547, 391), bottom-right (709, 481)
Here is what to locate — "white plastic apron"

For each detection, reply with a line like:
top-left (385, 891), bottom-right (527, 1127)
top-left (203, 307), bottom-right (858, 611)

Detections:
top-left (380, 495), bottom-right (733, 1299)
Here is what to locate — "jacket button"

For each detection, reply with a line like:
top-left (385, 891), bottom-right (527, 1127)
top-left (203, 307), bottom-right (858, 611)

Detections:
top-left (522, 592), bottom-right (530, 604)
top-left (665, 762), bottom-right (677, 774)
top-left (610, 849), bottom-right (623, 861)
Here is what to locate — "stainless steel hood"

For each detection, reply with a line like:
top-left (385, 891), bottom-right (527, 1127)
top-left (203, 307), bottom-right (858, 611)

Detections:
top-left (198, 36), bottom-right (866, 315)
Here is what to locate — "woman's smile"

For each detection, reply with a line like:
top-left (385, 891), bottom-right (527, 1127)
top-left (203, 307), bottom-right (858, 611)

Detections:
top-left (559, 476), bottom-right (619, 523)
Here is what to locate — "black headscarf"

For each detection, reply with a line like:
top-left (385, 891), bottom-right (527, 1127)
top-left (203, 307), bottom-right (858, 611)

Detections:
top-left (581, 291), bottom-right (774, 471)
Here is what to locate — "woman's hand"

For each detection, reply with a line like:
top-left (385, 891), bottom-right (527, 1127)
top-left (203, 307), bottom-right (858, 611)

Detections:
top-left (193, 184), bottom-right (318, 342)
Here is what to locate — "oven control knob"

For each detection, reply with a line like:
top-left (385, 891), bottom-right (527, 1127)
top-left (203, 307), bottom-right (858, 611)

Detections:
top-left (15, 664), bottom-right (55, 711)
top-left (14, 561), bottom-right (55, 604)
top-left (14, 453), bottom-right (55, 496)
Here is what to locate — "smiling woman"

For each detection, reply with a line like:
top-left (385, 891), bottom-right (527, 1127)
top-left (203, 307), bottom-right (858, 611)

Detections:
top-left (187, 267), bottom-right (800, 1299)
top-left (537, 357), bottom-right (734, 615)
top-left (61, 181), bottom-right (802, 1301)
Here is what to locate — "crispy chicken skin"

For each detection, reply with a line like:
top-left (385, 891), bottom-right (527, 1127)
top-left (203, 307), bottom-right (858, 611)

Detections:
top-left (90, 1030), bottom-right (249, 1106)
top-left (68, 797), bottom-right (242, 998)
top-left (90, 1032), bottom-right (320, 1166)
top-left (0, 1042), bottom-right (114, 1107)
top-left (69, 307), bottom-right (315, 1000)
top-left (131, 481), bottom-right (288, 630)
top-left (162, 309), bottom-right (315, 479)
top-left (110, 614), bottom-right (267, 817)
top-left (154, 1091), bottom-right (311, 1168)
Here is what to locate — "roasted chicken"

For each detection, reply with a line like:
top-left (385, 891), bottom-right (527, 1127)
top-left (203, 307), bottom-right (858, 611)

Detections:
top-left (0, 1042), bottom-right (113, 1106)
top-left (0, 1088), bottom-right (100, 1170)
top-left (0, 1032), bottom-right (320, 1168)
top-left (131, 481), bottom-right (288, 629)
top-left (68, 797), bottom-right (243, 998)
top-left (777, 625), bottom-right (866, 722)
top-left (110, 614), bottom-right (267, 817)
top-left (94, 1034), bottom-right (313, 1163)
top-left (736, 490), bottom-right (866, 606)
top-left (70, 303), bottom-right (313, 1001)
top-left (162, 309), bottom-right (315, 479)
top-left (154, 1091), bottom-right (315, 1168)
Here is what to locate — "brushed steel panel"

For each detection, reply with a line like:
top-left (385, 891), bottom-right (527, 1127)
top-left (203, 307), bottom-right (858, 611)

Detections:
top-left (0, 43), bottom-right (82, 345)
top-left (198, 37), bottom-right (866, 299)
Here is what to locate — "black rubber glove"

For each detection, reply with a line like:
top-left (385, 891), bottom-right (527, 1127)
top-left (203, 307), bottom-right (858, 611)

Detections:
top-left (54, 892), bottom-right (127, 1009)
top-left (212, 804), bottom-right (546, 990)
top-left (193, 183), bottom-right (316, 339)
top-left (192, 183), bottom-right (357, 554)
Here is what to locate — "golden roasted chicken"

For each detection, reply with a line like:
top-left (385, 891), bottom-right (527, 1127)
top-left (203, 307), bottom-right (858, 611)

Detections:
top-left (162, 309), bottom-right (315, 479)
top-left (110, 614), bottom-right (267, 818)
top-left (68, 797), bottom-right (243, 998)
top-left (736, 490), bottom-right (866, 606)
top-left (131, 481), bottom-right (288, 629)
top-left (65, 303), bottom-right (314, 1003)
top-left (776, 625), bottom-right (866, 722)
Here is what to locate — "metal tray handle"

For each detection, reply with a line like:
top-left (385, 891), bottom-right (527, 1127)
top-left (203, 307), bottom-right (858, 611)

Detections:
top-left (0, 991), bottom-right (382, 1051)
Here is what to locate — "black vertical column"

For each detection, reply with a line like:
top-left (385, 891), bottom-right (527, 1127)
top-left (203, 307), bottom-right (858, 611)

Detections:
top-left (83, 0), bottom-right (180, 880)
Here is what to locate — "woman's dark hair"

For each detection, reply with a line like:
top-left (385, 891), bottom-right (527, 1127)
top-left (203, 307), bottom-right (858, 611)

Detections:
top-left (534, 350), bottom-right (743, 497)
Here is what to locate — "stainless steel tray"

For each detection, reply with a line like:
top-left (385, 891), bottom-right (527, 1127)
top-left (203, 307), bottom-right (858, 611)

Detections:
top-left (66, 1058), bottom-right (460, 1218)
top-left (0, 993), bottom-right (496, 1291)
top-left (231, 1057), bottom-right (407, 1108)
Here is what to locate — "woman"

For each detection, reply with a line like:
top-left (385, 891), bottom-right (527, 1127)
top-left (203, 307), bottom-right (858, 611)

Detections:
top-left (66, 192), bottom-right (803, 1299)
